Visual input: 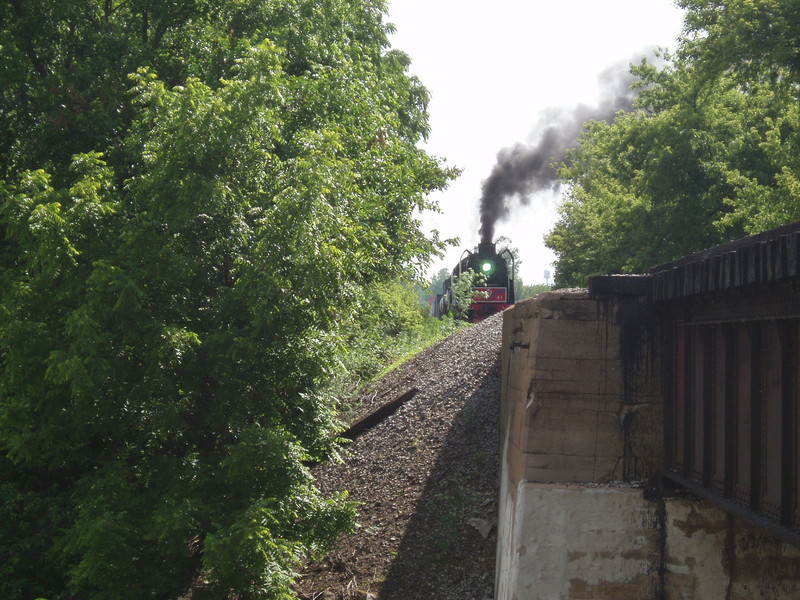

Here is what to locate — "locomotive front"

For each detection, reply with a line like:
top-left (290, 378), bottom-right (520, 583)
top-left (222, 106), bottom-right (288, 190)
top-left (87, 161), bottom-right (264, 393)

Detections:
top-left (437, 241), bottom-right (516, 322)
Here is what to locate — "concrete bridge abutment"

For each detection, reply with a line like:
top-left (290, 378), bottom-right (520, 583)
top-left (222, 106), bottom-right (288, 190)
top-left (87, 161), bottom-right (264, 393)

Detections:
top-left (496, 287), bottom-right (800, 600)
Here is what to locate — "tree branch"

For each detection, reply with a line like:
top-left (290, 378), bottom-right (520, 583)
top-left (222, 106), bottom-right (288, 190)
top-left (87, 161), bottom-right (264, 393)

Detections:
top-left (141, 8), bottom-right (148, 45)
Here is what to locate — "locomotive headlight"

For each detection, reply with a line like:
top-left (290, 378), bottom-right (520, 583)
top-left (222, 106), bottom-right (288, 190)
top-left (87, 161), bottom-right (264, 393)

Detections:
top-left (480, 261), bottom-right (494, 274)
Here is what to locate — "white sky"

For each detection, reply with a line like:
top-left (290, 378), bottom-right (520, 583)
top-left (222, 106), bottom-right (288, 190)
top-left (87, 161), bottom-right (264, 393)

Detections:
top-left (386, 0), bottom-right (686, 284)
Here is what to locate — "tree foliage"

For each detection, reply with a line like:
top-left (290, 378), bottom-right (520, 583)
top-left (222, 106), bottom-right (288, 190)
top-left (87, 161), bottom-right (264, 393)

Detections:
top-left (445, 269), bottom-right (488, 320)
top-left (0, 2), bottom-right (455, 599)
top-left (546, 0), bottom-right (800, 287)
top-left (339, 278), bottom-right (428, 381)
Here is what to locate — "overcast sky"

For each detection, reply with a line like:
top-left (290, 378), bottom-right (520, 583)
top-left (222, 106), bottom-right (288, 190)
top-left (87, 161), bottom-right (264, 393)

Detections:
top-left (386, 0), bottom-right (686, 284)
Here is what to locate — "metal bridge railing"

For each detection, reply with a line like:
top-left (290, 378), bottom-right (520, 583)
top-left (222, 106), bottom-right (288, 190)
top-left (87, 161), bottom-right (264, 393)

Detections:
top-left (652, 222), bottom-right (800, 545)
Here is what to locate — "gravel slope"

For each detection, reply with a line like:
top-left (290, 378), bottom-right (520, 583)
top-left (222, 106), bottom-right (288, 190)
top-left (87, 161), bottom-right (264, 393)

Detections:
top-left (296, 313), bottom-right (503, 600)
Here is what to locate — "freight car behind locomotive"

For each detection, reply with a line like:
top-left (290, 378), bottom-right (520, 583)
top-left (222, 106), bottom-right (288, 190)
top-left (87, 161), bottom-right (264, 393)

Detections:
top-left (435, 241), bottom-right (515, 322)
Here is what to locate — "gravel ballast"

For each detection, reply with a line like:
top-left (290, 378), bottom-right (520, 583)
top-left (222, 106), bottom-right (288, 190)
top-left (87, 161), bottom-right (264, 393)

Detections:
top-left (296, 313), bottom-right (503, 600)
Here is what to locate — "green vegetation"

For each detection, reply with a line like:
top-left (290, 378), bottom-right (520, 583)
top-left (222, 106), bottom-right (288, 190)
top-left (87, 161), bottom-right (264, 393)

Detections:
top-left (445, 269), bottom-right (489, 320)
top-left (546, 0), bottom-right (800, 287)
top-left (0, 2), bottom-right (456, 599)
top-left (337, 278), bottom-right (463, 388)
top-left (515, 282), bottom-right (552, 301)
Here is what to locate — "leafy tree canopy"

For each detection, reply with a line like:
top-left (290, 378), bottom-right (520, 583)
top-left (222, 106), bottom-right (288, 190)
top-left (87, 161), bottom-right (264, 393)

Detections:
top-left (546, 0), bottom-right (800, 287)
top-left (0, 1), bottom-right (456, 599)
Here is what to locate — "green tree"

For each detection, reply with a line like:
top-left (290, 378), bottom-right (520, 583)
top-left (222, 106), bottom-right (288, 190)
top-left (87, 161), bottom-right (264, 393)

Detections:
top-left (674, 0), bottom-right (800, 233)
top-left (428, 266), bottom-right (451, 296)
top-left (445, 269), bottom-right (487, 320)
top-left (546, 78), bottom-right (748, 286)
top-left (340, 278), bottom-right (428, 381)
top-left (678, 0), bottom-right (800, 88)
top-left (0, 2), bottom-right (455, 599)
top-left (515, 282), bottom-right (551, 301)
top-left (546, 0), bottom-right (800, 287)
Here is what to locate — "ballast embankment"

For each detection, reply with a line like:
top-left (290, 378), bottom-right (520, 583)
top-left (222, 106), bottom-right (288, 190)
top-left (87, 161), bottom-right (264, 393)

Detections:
top-left (297, 313), bottom-right (503, 600)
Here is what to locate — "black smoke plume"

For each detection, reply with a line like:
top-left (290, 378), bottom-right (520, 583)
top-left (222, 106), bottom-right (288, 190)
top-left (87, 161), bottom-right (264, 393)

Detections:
top-left (478, 55), bottom-right (647, 244)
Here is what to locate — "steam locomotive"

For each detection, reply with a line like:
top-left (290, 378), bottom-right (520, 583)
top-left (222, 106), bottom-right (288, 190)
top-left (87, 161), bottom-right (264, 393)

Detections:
top-left (435, 241), bottom-right (516, 322)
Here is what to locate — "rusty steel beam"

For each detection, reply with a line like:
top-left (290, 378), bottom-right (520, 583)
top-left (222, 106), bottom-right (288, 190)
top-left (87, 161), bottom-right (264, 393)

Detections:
top-left (655, 223), bottom-right (800, 545)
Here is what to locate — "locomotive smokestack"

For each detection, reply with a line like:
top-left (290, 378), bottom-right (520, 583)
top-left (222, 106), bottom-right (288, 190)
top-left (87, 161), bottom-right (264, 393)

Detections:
top-left (478, 54), bottom-right (647, 244)
top-left (478, 241), bottom-right (496, 255)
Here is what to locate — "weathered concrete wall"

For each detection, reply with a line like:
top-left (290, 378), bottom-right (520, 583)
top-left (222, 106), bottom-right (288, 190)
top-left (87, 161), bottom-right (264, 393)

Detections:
top-left (499, 289), bottom-right (661, 488)
top-left (497, 482), bottom-right (800, 600)
top-left (496, 290), bottom-right (800, 600)
top-left (496, 484), bottom-right (662, 600)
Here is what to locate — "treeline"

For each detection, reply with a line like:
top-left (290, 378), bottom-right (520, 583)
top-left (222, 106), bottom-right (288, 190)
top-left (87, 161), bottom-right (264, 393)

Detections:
top-left (546, 0), bottom-right (800, 287)
top-left (0, 2), bottom-right (456, 599)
